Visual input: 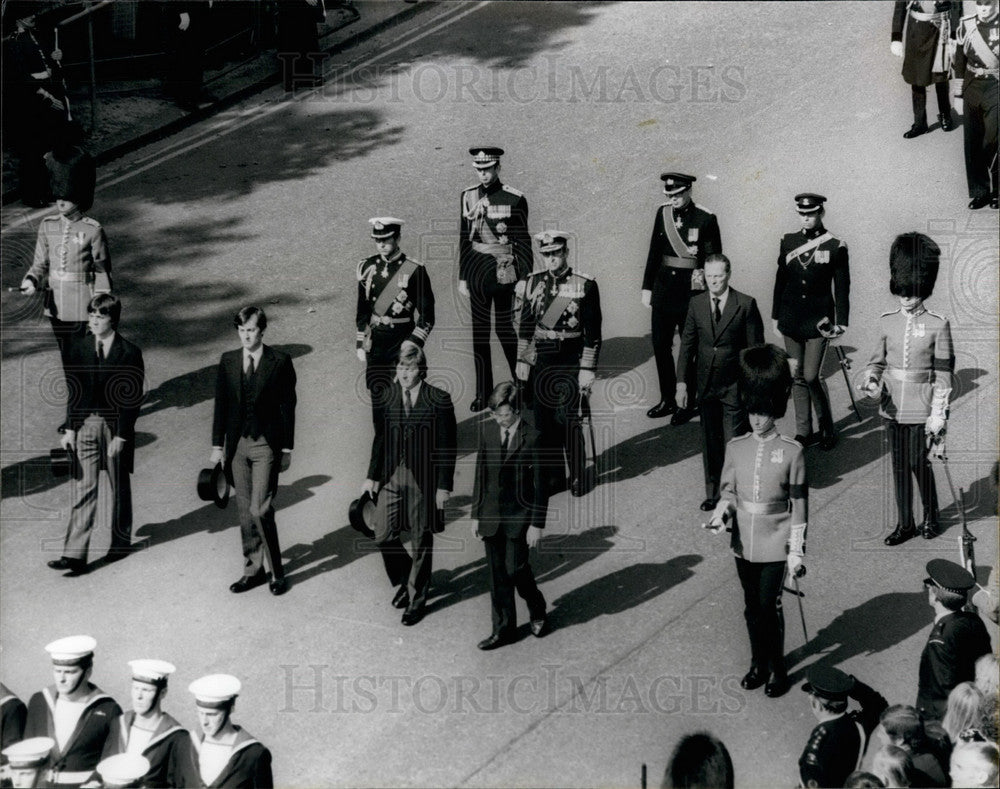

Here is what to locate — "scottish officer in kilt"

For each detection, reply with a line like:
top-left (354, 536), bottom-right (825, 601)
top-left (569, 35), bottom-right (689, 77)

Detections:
top-left (458, 147), bottom-right (532, 412)
top-left (707, 344), bottom-right (807, 699)
top-left (892, 1), bottom-right (962, 138)
top-left (771, 194), bottom-right (850, 449)
top-left (641, 173), bottom-right (722, 424)
top-left (356, 218), bottom-right (435, 427)
top-left (952, 0), bottom-right (999, 210)
top-left (861, 232), bottom-right (953, 545)
top-left (515, 231), bottom-right (601, 497)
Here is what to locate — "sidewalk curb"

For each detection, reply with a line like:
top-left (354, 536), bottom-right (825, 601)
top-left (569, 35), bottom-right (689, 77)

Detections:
top-left (1, 1), bottom-right (436, 207)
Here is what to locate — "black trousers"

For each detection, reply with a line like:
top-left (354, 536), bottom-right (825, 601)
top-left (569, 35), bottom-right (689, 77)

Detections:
top-left (699, 395), bottom-right (749, 499)
top-left (365, 334), bottom-right (406, 428)
top-left (963, 77), bottom-right (999, 199)
top-left (651, 301), bottom-right (696, 403)
top-left (911, 81), bottom-right (950, 125)
top-left (532, 351), bottom-right (586, 487)
top-left (373, 464), bottom-right (434, 611)
top-left (886, 420), bottom-right (939, 530)
top-left (470, 278), bottom-right (518, 400)
top-left (735, 558), bottom-right (786, 677)
top-left (483, 526), bottom-right (545, 635)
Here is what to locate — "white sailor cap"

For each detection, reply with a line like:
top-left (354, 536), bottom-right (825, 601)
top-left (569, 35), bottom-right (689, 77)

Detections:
top-left (44, 635), bottom-right (96, 666)
top-left (189, 674), bottom-right (241, 708)
top-left (96, 754), bottom-right (151, 788)
top-left (128, 659), bottom-right (176, 688)
top-left (2, 737), bottom-right (54, 769)
top-left (368, 217), bottom-right (404, 239)
top-left (534, 230), bottom-right (570, 253)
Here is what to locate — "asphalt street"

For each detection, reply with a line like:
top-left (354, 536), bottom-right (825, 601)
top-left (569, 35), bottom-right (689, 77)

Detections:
top-left (1, 3), bottom-right (997, 787)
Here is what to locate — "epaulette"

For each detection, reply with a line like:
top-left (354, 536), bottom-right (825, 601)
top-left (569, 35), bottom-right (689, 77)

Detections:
top-left (693, 203), bottom-right (714, 215)
top-left (462, 184), bottom-right (480, 193)
top-left (572, 271), bottom-right (594, 281)
top-left (780, 434), bottom-right (803, 448)
top-left (80, 216), bottom-right (101, 227)
top-left (961, 12), bottom-right (976, 20)
top-left (356, 259), bottom-right (371, 281)
top-left (881, 308), bottom-right (901, 318)
top-left (408, 257), bottom-right (424, 267)
top-left (42, 214), bottom-right (61, 223)
top-left (924, 309), bottom-right (949, 322)
top-left (801, 725), bottom-right (828, 766)
top-left (501, 184), bottom-right (524, 197)
top-left (728, 433), bottom-right (753, 445)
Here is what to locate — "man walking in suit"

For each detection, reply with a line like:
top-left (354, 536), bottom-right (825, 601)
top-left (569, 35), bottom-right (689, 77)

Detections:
top-left (48, 294), bottom-right (144, 576)
top-left (211, 306), bottom-right (297, 596)
top-left (363, 344), bottom-right (456, 626)
top-left (676, 254), bottom-right (764, 511)
top-left (471, 382), bottom-right (548, 649)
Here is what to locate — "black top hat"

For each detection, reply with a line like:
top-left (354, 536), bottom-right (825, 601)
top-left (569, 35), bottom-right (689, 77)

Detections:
top-left (348, 491), bottom-right (377, 539)
top-left (196, 463), bottom-right (231, 509)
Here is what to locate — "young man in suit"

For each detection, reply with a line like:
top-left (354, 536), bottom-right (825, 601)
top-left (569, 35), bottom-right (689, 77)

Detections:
top-left (362, 344), bottom-right (456, 626)
top-left (676, 254), bottom-right (764, 511)
top-left (211, 306), bottom-right (297, 596)
top-left (471, 382), bottom-right (548, 650)
top-left (48, 294), bottom-right (144, 575)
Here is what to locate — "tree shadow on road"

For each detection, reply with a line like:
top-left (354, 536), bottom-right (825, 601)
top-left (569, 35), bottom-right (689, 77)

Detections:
top-left (592, 423), bottom-right (701, 487)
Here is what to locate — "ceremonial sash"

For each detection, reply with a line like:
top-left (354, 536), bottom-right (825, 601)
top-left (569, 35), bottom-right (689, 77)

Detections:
top-left (909, 4), bottom-right (952, 72)
top-left (785, 232), bottom-right (833, 264)
top-left (371, 259), bottom-right (417, 320)
top-left (969, 24), bottom-right (1000, 69)
top-left (661, 206), bottom-right (696, 266)
top-left (539, 280), bottom-right (583, 329)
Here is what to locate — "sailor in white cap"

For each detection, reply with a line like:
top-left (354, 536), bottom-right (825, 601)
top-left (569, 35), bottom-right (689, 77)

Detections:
top-left (23, 637), bottom-right (120, 788)
top-left (356, 217), bottom-right (436, 428)
top-left (100, 660), bottom-right (189, 788)
top-left (2, 736), bottom-right (55, 788)
top-left (94, 753), bottom-right (150, 788)
top-left (177, 675), bottom-right (272, 788)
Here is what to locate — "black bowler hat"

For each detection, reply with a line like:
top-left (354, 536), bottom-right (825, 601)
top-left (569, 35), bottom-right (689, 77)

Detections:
top-left (50, 448), bottom-right (77, 478)
top-left (794, 193), bottom-right (827, 214)
top-left (924, 558), bottom-right (975, 594)
top-left (196, 463), bottom-right (231, 509)
top-left (660, 172), bottom-right (696, 195)
top-left (802, 665), bottom-right (853, 702)
top-left (348, 491), bottom-right (377, 539)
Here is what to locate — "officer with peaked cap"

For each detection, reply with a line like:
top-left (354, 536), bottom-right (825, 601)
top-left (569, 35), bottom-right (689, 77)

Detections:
top-left (356, 217), bottom-right (435, 429)
top-left (860, 232), bottom-right (953, 545)
top-left (514, 231), bottom-right (602, 497)
top-left (458, 147), bottom-right (532, 412)
top-left (177, 675), bottom-right (272, 788)
top-left (23, 636), bottom-right (121, 788)
top-left (94, 754), bottom-right (150, 788)
top-left (797, 666), bottom-right (888, 788)
top-left (772, 193), bottom-right (850, 450)
top-left (917, 559), bottom-right (992, 720)
top-left (101, 660), bottom-right (190, 788)
top-left (641, 172), bottom-right (722, 424)
top-left (2, 736), bottom-right (56, 788)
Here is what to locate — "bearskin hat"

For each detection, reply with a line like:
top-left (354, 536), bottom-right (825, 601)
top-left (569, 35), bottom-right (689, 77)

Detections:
top-left (889, 232), bottom-right (940, 300)
top-left (739, 344), bottom-right (792, 418)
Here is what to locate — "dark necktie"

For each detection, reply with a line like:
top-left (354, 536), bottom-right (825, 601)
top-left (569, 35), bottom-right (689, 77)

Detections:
top-left (96, 342), bottom-right (105, 363)
top-left (404, 387), bottom-right (412, 416)
top-left (500, 428), bottom-right (509, 457)
top-left (246, 356), bottom-right (255, 376)
top-left (712, 297), bottom-right (722, 324)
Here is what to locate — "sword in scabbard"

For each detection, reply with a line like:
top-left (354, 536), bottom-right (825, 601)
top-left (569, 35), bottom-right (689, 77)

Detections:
top-left (833, 345), bottom-right (862, 423)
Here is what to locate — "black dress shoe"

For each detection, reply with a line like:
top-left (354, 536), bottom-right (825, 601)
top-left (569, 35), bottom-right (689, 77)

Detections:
top-left (920, 520), bottom-right (939, 540)
top-left (646, 401), bottom-right (676, 418)
top-left (47, 557), bottom-right (86, 574)
top-left (569, 479), bottom-right (584, 497)
top-left (470, 397), bottom-right (486, 413)
top-left (740, 667), bottom-right (767, 690)
top-left (991, 195), bottom-right (998, 209)
top-left (884, 524), bottom-right (916, 546)
top-left (269, 578), bottom-right (288, 596)
top-left (903, 122), bottom-right (928, 139)
top-left (401, 607), bottom-right (424, 626)
top-left (938, 112), bottom-right (954, 132)
top-left (530, 617), bottom-right (548, 637)
top-left (699, 497), bottom-right (719, 512)
top-left (969, 195), bottom-right (991, 209)
top-left (391, 586), bottom-right (410, 609)
top-left (229, 573), bottom-right (266, 593)
top-left (764, 673), bottom-right (788, 698)
top-left (818, 433), bottom-right (837, 451)
top-left (477, 632), bottom-right (513, 650)
top-left (670, 407), bottom-right (697, 426)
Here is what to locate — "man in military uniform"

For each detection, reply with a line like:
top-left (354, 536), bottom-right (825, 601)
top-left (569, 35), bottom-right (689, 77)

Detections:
top-left (101, 660), bottom-right (190, 788)
top-left (797, 666), bottom-right (888, 788)
top-left (23, 636), bottom-right (122, 788)
top-left (515, 231), bottom-right (601, 497)
top-left (891, 1), bottom-right (962, 138)
top-left (861, 232), bottom-right (952, 545)
top-left (1, 736), bottom-right (55, 789)
top-left (356, 218), bottom-right (435, 428)
top-left (917, 559), bottom-right (993, 721)
top-left (459, 147), bottom-right (532, 412)
top-left (952, 0), bottom-right (999, 209)
top-left (641, 173), bottom-right (722, 424)
top-left (771, 194), bottom-right (850, 450)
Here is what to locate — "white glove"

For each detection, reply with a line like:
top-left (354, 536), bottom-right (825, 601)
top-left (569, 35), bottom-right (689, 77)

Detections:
top-left (515, 361), bottom-right (530, 382)
top-left (890, 41), bottom-right (903, 58)
top-left (60, 430), bottom-right (76, 452)
top-left (787, 553), bottom-right (804, 577)
top-left (578, 369), bottom-right (595, 390)
top-left (20, 279), bottom-right (36, 295)
top-left (209, 447), bottom-right (224, 465)
top-left (178, 12), bottom-right (191, 30)
top-left (925, 415), bottom-right (945, 436)
top-left (858, 376), bottom-right (880, 398)
top-left (457, 280), bottom-right (470, 298)
top-left (362, 479), bottom-right (379, 496)
top-left (356, 348), bottom-right (366, 362)
top-left (641, 290), bottom-right (652, 309)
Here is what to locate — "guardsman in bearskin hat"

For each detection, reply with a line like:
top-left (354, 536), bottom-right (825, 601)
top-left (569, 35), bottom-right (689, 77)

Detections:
top-left (952, 0), bottom-right (999, 210)
top-left (356, 218), bottom-right (435, 428)
top-left (797, 666), bottom-right (888, 788)
top-left (706, 344), bottom-right (806, 699)
top-left (514, 231), bottom-right (602, 497)
top-left (458, 147), bottom-right (532, 412)
top-left (861, 232), bottom-right (953, 546)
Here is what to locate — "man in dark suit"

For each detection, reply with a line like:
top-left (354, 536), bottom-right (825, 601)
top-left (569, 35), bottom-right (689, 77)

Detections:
top-left (48, 294), bottom-right (144, 575)
top-left (471, 382), bottom-right (548, 650)
top-left (363, 344), bottom-right (456, 626)
top-left (160, 1), bottom-right (212, 110)
top-left (211, 305), bottom-right (297, 596)
top-left (676, 254), bottom-right (764, 511)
